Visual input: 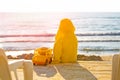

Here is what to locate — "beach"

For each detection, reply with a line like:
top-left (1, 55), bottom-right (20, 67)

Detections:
top-left (2, 12), bottom-right (119, 80)
top-left (9, 55), bottom-right (112, 80)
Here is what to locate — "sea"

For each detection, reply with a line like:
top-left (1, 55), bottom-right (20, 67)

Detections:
top-left (0, 12), bottom-right (120, 56)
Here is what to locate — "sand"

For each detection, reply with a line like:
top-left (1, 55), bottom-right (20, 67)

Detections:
top-left (9, 55), bottom-right (112, 80)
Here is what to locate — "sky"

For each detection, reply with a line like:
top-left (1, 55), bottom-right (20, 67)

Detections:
top-left (0, 0), bottom-right (120, 12)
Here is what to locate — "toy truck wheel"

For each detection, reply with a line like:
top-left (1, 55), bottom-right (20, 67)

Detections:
top-left (33, 63), bottom-right (37, 66)
top-left (33, 63), bottom-right (35, 65)
top-left (49, 58), bottom-right (52, 63)
top-left (45, 60), bottom-right (49, 65)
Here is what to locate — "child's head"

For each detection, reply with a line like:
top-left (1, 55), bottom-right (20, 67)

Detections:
top-left (55, 18), bottom-right (75, 40)
top-left (58, 18), bottom-right (75, 33)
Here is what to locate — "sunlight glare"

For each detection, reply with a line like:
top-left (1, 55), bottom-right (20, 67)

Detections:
top-left (0, 44), bottom-right (3, 48)
top-left (0, 0), bottom-right (120, 12)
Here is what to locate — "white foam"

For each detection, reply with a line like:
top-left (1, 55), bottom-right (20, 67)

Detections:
top-left (5, 50), bottom-right (34, 57)
top-left (0, 44), bottom-right (3, 48)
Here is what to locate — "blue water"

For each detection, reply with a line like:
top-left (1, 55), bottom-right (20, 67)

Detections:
top-left (0, 12), bottom-right (120, 55)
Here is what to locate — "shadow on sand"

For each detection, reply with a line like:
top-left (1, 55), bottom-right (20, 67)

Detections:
top-left (33, 65), bottom-right (57, 77)
top-left (33, 62), bottom-right (97, 80)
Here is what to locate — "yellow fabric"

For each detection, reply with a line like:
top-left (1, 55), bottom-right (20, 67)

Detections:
top-left (32, 47), bottom-right (52, 65)
top-left (53, 18), bottom-right (78, 63)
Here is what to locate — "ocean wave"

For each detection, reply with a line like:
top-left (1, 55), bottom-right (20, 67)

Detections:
top-left (78, 40), bottom-right (120, 42)
top-left (76, 32), bottom-right (120, 36)
top-left (3, 47), bottom-right (34, 51)
top-left (81, 48), bottom-right (120, 51)
top-left (3, 45), bottom-right (120, 52)
top-left (0, 40), bottom-right (54, 43)
top-left (0, 34), bottom-right (55, 37)
top-left (0, 32), bottom-right (120, 38)
top-left (1, 40), bottom-right (120, 43)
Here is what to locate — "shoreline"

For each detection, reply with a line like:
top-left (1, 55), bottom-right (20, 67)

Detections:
top-left (6, 51), bottom-right (113, 61)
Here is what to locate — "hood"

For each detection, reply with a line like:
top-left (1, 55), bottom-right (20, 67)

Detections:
top-left (55, 18), bottom-right (75, 40)
top-left (59, 18), bottom-right (75, 33)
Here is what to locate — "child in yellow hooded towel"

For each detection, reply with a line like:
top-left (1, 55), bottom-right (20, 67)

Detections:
top-left (52, 18), bottom-right (78, 63)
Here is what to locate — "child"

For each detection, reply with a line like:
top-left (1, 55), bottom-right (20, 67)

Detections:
top-left (52, 18), bottom-right (78, 63)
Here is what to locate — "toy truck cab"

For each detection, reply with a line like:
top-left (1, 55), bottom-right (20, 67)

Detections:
top-left (32, 47), bottom-right (52, 65)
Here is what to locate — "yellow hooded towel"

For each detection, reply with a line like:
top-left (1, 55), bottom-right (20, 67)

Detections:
top-left (53, 18), bottom-right (78, 63)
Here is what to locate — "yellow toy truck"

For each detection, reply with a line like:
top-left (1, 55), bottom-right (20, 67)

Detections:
top-left (32, 47), bottom-right (52, 65)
